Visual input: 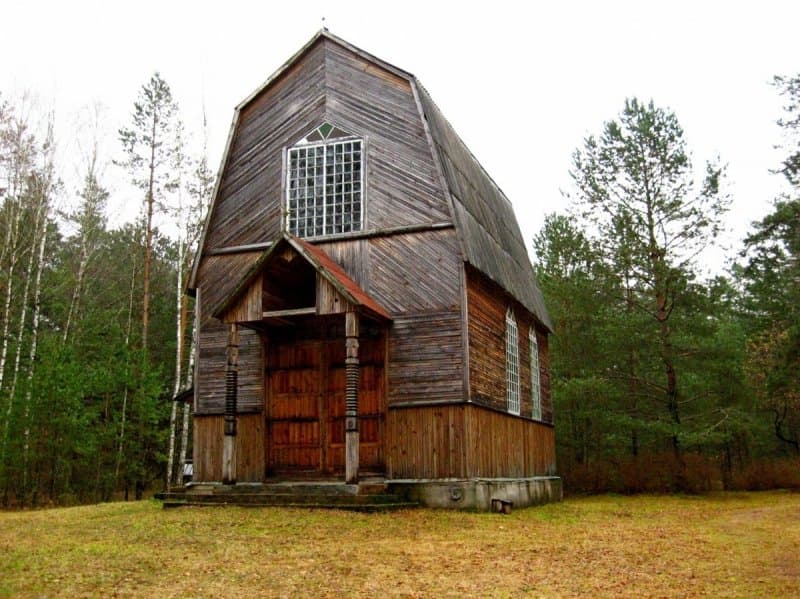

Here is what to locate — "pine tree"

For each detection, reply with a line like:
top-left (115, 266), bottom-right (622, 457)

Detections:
top-left (117, 73), bottom-right (179, 357)
top-left (569, 98), bottom-right (729, 475)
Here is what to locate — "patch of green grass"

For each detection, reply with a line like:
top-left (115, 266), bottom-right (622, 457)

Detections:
top-left (1, 491), bottom-right (799, 597)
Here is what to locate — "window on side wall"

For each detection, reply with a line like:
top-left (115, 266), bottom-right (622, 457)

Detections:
top-left (505, 308), bottom-right (520, 415)
top-left (530, 327), bottom-right (542, 420)
top-left (286, 123), bottom-right (363, 238)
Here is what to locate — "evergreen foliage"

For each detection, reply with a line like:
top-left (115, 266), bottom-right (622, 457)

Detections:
top-left (0, 78), bottom-right (209, 505)
top-left (0, 72), bottom-right (798, 504)
top-left (538, 94), bottom-right (798, 492)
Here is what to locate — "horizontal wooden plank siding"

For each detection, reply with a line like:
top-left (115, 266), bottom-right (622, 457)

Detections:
top-left (467, 266), bottom-right (552, 423)
top-left (197, 321), bottom-right (263, 415)
top-left (388, 312), bottom-right (463, 404)
top-left (192, 414), bottom-right (265, 482)
top-left (386, 405), bottom-right (466, 479)
top-left (197, 253), bottom-right (265, 415)
top-left (464, 404), bottom-right (556, 478)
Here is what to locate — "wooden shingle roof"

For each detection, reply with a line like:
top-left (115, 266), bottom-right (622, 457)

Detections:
top-left (414, 84), bottom-right (553, 331)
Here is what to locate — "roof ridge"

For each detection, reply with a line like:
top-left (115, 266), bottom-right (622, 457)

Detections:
top-left (237, 30), bottom-right (413, 113)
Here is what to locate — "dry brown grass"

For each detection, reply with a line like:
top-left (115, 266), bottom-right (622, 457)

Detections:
top-left (1, 491), bottom-right (799, 597)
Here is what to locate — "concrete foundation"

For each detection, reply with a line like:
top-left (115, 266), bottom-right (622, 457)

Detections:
top-left (388, 476), bottom-right (562, 511)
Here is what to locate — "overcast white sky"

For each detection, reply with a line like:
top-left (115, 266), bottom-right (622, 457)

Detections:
top-left (3, 0), bottom-right (798, 274)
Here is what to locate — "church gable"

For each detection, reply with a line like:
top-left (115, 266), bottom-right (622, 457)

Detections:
top-left (204, 39), bottom-right (328, 251)
top-left (195, 34), bottom-right (453, 272)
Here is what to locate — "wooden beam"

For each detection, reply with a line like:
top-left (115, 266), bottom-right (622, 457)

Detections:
top-left (202, 222), bottom-right (455, 257)
top-left (261, 307), bottom-right (316, 318)
top-left (345, 310), bottom-right (359, 484)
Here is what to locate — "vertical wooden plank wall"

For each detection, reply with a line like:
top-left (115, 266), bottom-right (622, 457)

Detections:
top-left (193, 414), bottom-right (265, 482)
top-left (386, 405), bottom-right (466, 479)
top-left (464, 405), bottom-right (556, 477)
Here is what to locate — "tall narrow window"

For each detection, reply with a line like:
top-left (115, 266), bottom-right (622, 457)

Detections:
top-left (505, 308), bottom-right (520, 415)
top-left (286, 123), bottom-right (363, 238)
top-left (530, 328), bottom-right (542, 420)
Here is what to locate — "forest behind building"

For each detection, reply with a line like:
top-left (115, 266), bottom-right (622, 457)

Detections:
top-left (0, 72), bottom-right (798, 506)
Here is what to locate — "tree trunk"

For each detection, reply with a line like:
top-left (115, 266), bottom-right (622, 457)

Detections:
top-left (21, 214), bottom-right (48, 503)
top-left (0, 200), bottom-right (23, 394)
top-left (166, 236), bottom-right (184, 490)
top-left (142, 112), bottom-right (158, 355)
top-left (63, 245), bottom-right (88, 345)
top-left (658, 300), bottom-right (681, 458)
top-left (114, 250), bottom-right (138, 491)
top-left (176, 308), bottom-right (197, 486)
top-left (624, 273), bottom-right (639, 458)
top-left (0, 191), bottom-right (39, 502)
top-left (0, 203), bottom-right (30, 488)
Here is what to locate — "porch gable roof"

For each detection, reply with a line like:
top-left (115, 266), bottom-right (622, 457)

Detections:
top-left (210, 233), bottom-right (391, 322)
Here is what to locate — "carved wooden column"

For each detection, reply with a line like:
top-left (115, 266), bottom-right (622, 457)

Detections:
top-left (345, 310), bottom-right (359, 484)
top-left (222, 323), bottom-right (239, 485)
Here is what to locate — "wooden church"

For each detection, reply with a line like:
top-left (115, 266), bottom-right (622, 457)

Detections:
top-left (184, 30), bottom-right (561, 509)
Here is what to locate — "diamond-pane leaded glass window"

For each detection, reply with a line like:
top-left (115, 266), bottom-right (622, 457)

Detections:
top-left (286, 124), bottom-right (363, 238)
top-left (506, 308), bottom-right (520, 415)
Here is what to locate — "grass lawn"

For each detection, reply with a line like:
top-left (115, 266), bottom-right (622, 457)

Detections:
top-left (1, 491), bottom-right (798, 598)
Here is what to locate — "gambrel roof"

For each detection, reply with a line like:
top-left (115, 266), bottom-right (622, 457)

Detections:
top-left (190, 29), bottom-right (552, 332)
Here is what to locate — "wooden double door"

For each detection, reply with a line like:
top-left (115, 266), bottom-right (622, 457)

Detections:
top-left (266, 322), bottom-right (385, 476)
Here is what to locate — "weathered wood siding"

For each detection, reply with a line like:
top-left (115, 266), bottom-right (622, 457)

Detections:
top-left (317, 230), bottom-right (464, 406)
top-left (386, 405), bottom-right (467, 479)
top-left (370, 230), bottom-right (463, 404)
top-left (195, 37), bottom-right (464, 414)
top-left (467, 266), bottom-right (552, 423)
top-left (202, 36), bottom-right (451, 252)
top-left (222, 274), bottom-right (262, 323)
top-left (323, 42), bottom-right (451, 228)
top-left (190, 32), bottom-right (559, 484)
top-left (385, 403), bottom-right (555, 480)
top-left (205, 42), bottom-right (326, 250)
top-left (192, 414), bottom-right (265, 482)
top-left (464, 404), bottom-right (556, 477)
top-left (416, 84), bottom-right (553, 331)
top-left (196, 252), bottom-right (264, 415)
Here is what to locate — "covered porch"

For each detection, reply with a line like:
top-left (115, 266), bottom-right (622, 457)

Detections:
top-left (210, 234), bottom-right (391, 485)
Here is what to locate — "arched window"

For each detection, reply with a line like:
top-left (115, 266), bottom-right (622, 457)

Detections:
top-left (505, 308), bottom-right (520, 415)
top-left (530, 328), bottom-right (542, 420)
top-left (286, 123), bottom-right (363, 238)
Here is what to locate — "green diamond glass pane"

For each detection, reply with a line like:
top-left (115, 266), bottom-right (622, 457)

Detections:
top-left (318, 123), bottom-right (334, 138)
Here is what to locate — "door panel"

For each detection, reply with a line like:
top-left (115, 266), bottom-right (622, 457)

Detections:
top-left (267, 339), bottom-right (322, 472)
top-left (266, 323), bottom-right (385, 476)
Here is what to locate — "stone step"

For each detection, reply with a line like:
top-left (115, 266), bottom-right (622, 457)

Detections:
top-left (178, 482), bottom-right (387, 496)
top-left (163, 492), bottom-right (404, 506)
top-left (162, 500), bottom-right (418, 512)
